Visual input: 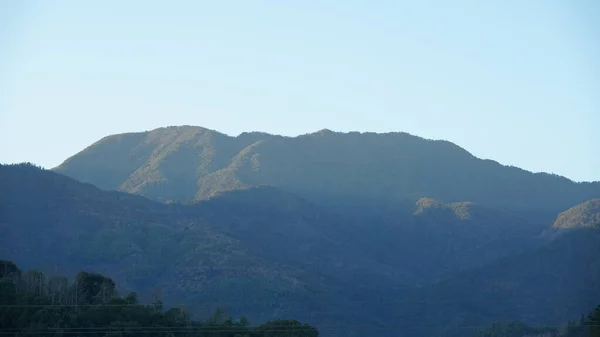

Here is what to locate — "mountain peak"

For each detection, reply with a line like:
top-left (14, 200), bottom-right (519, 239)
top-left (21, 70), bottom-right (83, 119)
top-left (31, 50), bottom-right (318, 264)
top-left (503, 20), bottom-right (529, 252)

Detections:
top-left (301, 128), bottom-right (337, 137)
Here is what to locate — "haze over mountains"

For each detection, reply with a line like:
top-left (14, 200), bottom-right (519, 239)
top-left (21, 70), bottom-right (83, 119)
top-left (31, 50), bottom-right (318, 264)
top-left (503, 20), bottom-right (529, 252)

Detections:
top-left (2, 125), bottom-right (600, 337)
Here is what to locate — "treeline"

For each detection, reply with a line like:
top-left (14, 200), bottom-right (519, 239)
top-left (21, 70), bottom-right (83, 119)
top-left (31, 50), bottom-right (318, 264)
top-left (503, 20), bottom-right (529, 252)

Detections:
top-left (474, 307), bottom-right (600, 337)
top-left (0, 260), bottom-right (319, 336)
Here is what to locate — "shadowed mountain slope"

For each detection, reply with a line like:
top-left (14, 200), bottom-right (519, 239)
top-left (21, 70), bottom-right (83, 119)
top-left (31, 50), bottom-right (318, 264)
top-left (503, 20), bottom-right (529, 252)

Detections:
top-left (385, 227), bottom-right (600, 337)
top-left (0, 164), bottom-right (407, 335)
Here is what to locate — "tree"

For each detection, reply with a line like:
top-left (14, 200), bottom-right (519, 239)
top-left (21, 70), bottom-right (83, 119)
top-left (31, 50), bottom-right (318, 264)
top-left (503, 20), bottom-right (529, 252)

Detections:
top-left (0, 260), bottom-right (320, 337)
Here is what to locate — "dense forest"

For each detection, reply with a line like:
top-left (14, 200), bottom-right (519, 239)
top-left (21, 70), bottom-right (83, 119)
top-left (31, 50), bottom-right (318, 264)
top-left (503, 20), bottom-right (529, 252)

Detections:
top-left (0, 260), bottom-right (319, 337)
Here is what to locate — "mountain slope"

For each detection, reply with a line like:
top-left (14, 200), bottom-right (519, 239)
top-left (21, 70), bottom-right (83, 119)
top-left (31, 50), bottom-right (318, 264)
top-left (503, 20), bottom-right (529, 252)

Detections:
top-left (2, 164), bottom-right (539, 287)
top-left (54, 126), bottom-right (600, 213)
top-left (53, 126), bottom-right (267, 202)
top-left (384, 227), bottom-right (600, 337)
top-left (0, 163), bottom-right (405, 335)
top-left (370, 197), bottom-right (547, 280)
top-left (2, 164), bottom-right (599, 337)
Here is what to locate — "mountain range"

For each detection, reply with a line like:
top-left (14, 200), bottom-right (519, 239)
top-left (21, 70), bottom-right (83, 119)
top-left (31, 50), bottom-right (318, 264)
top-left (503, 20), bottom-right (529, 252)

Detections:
top-left (2, 125), bottom-right (600, 337)
top-left (54, 126), bottom-right (599, 213)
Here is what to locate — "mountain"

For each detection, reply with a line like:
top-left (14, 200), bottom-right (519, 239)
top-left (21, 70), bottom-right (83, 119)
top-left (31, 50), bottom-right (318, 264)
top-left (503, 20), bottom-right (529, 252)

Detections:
top-left (3, 163), bottom-right (545, 282)
top-left (0, 163), bottom-right (399, 334)
top-left (2, 163), bottom-right (600, 336)
top-left (383, 227), bottom-right (600, 337)
top-left (54, 126), bottom-right (600, 213)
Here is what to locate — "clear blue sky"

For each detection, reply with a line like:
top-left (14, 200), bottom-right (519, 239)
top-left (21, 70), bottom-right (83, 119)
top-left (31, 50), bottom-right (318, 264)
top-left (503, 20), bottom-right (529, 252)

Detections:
top-left (1, 0), bottom-right (598, 182)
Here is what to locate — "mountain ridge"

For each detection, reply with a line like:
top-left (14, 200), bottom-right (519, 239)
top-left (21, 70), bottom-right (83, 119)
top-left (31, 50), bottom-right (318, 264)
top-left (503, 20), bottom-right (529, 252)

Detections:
top-left (54, 125), bottom-right (600, 213)
top-left (58, 125), bottom-right (594, 183)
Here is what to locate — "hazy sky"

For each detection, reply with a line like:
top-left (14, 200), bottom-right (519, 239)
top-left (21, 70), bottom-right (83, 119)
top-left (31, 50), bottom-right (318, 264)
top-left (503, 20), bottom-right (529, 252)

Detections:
top-left (1, 0), bottom-right (598, 182)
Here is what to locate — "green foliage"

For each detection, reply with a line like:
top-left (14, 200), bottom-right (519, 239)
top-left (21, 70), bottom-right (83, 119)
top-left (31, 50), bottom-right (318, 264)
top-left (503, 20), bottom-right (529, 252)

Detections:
top-left (0, 261), bottom-right (319, 337)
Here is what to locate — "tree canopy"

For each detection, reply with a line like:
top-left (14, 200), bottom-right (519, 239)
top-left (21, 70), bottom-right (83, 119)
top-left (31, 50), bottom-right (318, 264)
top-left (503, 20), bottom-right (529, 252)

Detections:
top-left (0, 260), bottom-right (319, 337)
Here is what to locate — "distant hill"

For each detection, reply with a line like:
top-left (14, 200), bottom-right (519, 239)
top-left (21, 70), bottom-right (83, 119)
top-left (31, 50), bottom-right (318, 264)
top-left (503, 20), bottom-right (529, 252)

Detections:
top-left (54, 126), bottom-right (600, 213)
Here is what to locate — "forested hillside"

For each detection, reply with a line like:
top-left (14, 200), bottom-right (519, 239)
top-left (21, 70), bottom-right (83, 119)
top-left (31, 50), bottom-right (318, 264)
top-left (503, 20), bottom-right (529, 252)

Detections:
top-left (0, 163), bottom-right (398, 335)
top-left (2, 163), bottom-right (600, 336)
top-left (382, 228), bottom-right (600, 337)
top-left (54, 126), bottom-right (600, 213)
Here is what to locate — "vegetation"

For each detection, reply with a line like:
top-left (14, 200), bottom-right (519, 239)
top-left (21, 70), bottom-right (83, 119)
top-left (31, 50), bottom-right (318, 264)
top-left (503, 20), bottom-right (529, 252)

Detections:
top-left (54, 126), bottom-right (600, 212)
top-left (552, 199), bottom-right (600, 229)
top-left (474, 321), bottom-right (557, 337)
top-left (474, 305), bottom-right (600, 336)
top-left (3, 147), bottom-right (600, 337)
top-left (0, 163), bottom-right (398, 335)
top-left (0, 260), bottom-right (319, 337)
